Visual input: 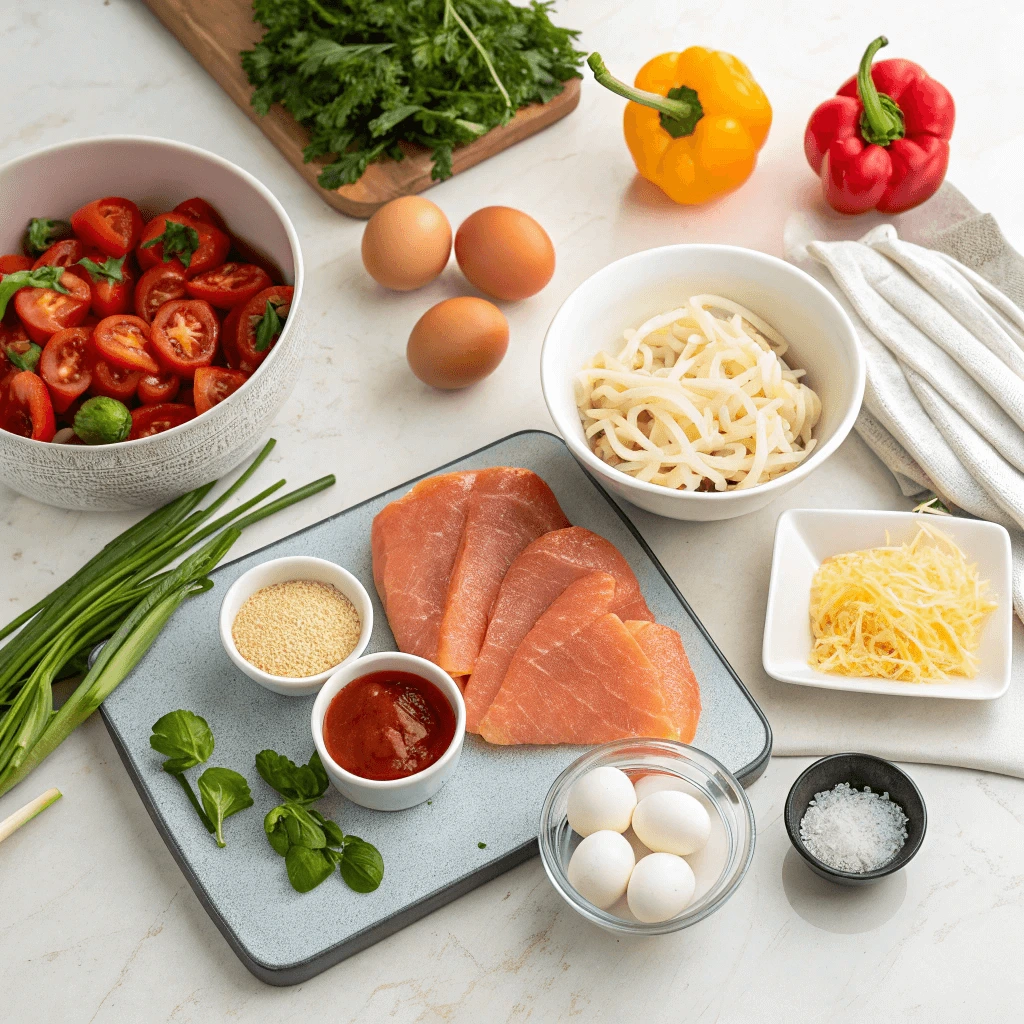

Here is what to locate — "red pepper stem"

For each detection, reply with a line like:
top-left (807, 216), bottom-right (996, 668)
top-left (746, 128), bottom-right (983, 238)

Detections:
top-left (856, 36), bottom-right (905, 146)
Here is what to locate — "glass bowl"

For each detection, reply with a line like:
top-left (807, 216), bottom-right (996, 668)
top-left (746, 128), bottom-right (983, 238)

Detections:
top-left (538, 739), bottom-right (756, 934)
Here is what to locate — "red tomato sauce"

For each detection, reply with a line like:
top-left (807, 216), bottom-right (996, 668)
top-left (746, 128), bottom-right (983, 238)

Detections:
top-left (323, 670), bottom-right (456, 781)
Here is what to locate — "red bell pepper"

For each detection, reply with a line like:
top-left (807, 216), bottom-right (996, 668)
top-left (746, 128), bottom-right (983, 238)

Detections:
top-left (805, 37), bottom-right (955, 215)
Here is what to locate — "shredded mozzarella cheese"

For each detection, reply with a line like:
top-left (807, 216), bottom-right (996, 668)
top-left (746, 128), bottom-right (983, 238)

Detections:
top-left (808, 525), bottom-right (997, 683)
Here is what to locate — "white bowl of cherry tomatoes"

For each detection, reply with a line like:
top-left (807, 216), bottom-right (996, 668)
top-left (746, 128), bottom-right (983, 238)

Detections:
top-left (0, 135), bottom-right (305, 510)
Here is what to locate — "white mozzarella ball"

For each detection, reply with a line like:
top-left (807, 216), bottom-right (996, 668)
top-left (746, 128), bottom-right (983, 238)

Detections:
top-left (627, 852), bottom-right (696, 923)
top-left (566, 766), bottom-right (637, 836)
top-left (566, 830), bottom-right (635, 909)
top-left (631, 790), bottom-right (711, 856)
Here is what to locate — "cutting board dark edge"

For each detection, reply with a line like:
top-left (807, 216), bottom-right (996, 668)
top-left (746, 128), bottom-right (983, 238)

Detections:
top-left (100, 428), bottom-right (771, 986)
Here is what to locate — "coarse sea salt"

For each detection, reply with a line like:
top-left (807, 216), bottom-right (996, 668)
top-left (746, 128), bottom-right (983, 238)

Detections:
top-left (799, 782), bottom-right (909, 873)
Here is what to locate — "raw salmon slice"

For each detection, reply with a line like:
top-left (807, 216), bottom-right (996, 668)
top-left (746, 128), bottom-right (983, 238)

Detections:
top-left (371, 471), bottom-right (477, 661)
top-left (478, 576), bottom-right (676, 745)
top-left (436, 468), bottom-right (569, 676)
top-left (625, 621), bottom-right (701, 743)
top-left (464, 527), bottom-right (653, 732)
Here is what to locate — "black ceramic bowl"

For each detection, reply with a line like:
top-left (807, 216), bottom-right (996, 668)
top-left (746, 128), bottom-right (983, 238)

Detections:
top-left (785, 753), bottom-right (927, 886)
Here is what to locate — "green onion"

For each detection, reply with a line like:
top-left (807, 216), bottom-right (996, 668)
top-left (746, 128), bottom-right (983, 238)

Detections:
top-left (0, 440), bottom-right (335, 799)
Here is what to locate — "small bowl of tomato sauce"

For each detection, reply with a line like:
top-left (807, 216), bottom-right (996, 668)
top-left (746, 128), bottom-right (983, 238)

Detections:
top-left (311, 651), bottom-right (466, 811)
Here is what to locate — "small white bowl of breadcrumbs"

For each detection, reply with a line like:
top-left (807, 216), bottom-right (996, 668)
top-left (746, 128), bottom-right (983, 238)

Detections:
top-left (219, 556), bottom-right (373, 696)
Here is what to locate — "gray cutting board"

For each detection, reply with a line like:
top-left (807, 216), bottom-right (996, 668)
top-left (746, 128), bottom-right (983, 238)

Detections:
top-left (101, 430), bottom-right (770, 985)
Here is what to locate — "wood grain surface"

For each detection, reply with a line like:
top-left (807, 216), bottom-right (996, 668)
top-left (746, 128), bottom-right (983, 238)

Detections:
top-left (142, 0), bottom-right (582, 217)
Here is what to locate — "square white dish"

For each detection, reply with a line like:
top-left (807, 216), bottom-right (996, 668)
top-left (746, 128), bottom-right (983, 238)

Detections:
top-left (762, 509), bottom-right (1013, 699)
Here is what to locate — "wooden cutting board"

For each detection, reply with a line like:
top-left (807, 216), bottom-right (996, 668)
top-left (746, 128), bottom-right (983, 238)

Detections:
top-left (142, 0), bottom-right (582, 218)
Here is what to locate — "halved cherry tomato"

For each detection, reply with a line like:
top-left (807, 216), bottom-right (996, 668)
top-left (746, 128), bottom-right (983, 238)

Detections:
top-left (0, 254), bottom-right (33, 275)
top-left (219, 304), bottom-right (243, 369)
top-left (138, 370), bottom-right (180, 405)
top-left (32, 239), bottom-right (85, 270)
top-left (173, 197), bottom-right (228, 234)
top-left (235, 285), bottom-right (293, 372)
top-left (86, 258), bottom-right (135, 319)
top-left (93, 314), bottom-right (160, 375)
top-left (134, 263), bottom-right (188, 322)
top-left (129, 402), bottom-right (195, 440)
top-left (136, 213), bottom-right (230, 278)
top-left (0, 371), bottom-right (56, 441)
top-left (39, 327), bottom-right (93, 413)
top-left (185, 263), bottom-right (271, 309)
top-left (0, 318), bottom-right (30, 356)
top-left (70, 197), bottom-right (143, 258)
top-left (91, 359), bottom-right (142, 402)
top-left (150, 299), bottom-right (219, 377)
top-left (13, 271), bottom-right (92, 343)
top-left (193, 367), bottom-right (248, 414)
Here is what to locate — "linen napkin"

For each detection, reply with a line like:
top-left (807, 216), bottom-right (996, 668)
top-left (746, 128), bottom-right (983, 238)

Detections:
top-left (789, 222), bottom-right (1024, 621)
top-left (767, 185), bottom-right (1024, 778)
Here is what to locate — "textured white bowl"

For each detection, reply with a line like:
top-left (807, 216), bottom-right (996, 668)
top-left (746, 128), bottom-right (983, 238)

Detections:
top-left (312, 651), bottom-right (467, 812)
top-left (219, 557), bottom-right (373, 697)
top-left (0, 136), bottom-right (305, 510)
top-left (540, 244), bottom-right (864, 521)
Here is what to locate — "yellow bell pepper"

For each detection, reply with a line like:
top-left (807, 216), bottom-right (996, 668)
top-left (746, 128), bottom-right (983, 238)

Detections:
top-left (589, 49), bottom-right (772, 205)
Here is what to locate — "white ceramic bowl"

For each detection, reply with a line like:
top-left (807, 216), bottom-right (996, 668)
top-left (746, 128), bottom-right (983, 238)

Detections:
top-left (763, 509), bottom-right (1013, 699)
top-left (0, 135), bottom-right (305, 510)
top-left (541, 244), bottom-right (864, 521)
top-left (311, 651), bottom-right (466, 811)
top-left (219, 556), bottom-right (373, 697)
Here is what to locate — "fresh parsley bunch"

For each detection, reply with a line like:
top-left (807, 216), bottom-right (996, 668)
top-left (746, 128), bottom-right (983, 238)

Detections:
top-left (242, 0), bottom-right (584, 189)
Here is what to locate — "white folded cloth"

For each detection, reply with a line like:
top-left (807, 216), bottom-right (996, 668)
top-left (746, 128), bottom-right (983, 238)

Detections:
top-left (787, 223), bottom-right (1024, 621)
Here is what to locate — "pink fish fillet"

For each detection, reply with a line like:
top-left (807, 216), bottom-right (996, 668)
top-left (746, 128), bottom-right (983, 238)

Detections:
top-left (624, 620), bottom-right (702, 743)
top-left (371, 471), bottom-right (477, 661)
top-left (436, 468), bottom-right (569, 676)
top-left (464, 527), bottom-right (653, 733)
top-left (478, 573), bottom-right (676, 746)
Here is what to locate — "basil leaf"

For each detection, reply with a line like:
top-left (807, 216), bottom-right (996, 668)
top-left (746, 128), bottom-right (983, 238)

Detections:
top-left (253, 300), bottom-right (283, 353)
top-left (338, 836), bottom-right (384, 893)
top-left (6, 343), bottom-right (42, 373)
top-left (0, 266), bottom-right (70, 320)
top-left (141, 220), bottom-right (200, 268)
top-left (285, 845), bottom-right (336, 893)
top-left (309, 808), bottom-right (346, 848)
top-left (77, 255), bottom-right (126, 284)
top-left (198, 766), bottom-right (254, 848)
top-left (23, 217), bottom-right (72, 257)
top-left (255, 748), bottom-right (328, 804)
top-left (150, 709), bottom-right (214, 774)
top-left (264, 801), bottom-right (326, 855)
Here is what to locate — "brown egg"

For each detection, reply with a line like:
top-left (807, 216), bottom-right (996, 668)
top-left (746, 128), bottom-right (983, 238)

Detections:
top-left (407, 297), bottom-right (509, 390)
top-left (361, 196), bottom-right (452, 291)
top-left (454, 206), bottom-right (555, 301)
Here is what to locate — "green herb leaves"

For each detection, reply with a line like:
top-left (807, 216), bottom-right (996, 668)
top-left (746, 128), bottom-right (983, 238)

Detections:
top-left (142, 220), bottom-right (200, 268)
top-left (253, 299), bottom-right (283, 353)
top-left (198, 767), bottom-right (254, 848)
top-left (258, 747), bottom-right (384, 895)
top-left (0, 266), bottom-right (70, 320)
top-left (241, 0), bottom-right (584, 188)
top-left (6, 343), bottom-right (41, 373)
top-left (150, 710), bottom-right (252, 847)
top-left (151, 709), bottom-right (214, 772)
top-left (23, 218), bottom-right (72, 257)
top-left (77, 255), bottom-right (126, 284)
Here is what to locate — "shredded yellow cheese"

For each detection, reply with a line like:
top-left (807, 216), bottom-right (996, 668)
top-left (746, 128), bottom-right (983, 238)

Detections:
top-left (808, 525), bottom-right (997, 683)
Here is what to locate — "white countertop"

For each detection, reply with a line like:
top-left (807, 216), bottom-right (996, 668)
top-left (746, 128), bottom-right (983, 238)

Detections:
top-left (3, 0), bottom-right (1024, 1019)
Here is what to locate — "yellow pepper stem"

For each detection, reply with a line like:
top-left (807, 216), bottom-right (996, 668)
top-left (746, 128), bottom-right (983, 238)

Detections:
top-left (588, 52), bottom-right (703, 138)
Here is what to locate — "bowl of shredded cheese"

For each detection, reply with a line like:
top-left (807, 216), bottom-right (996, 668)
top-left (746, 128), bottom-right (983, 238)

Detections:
top-left (541, 244), bottom-right (864, 521)
top-left (763, 509), bottom-right (1012, 698)
top-left (219, 556), bottom-right (373, 696)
